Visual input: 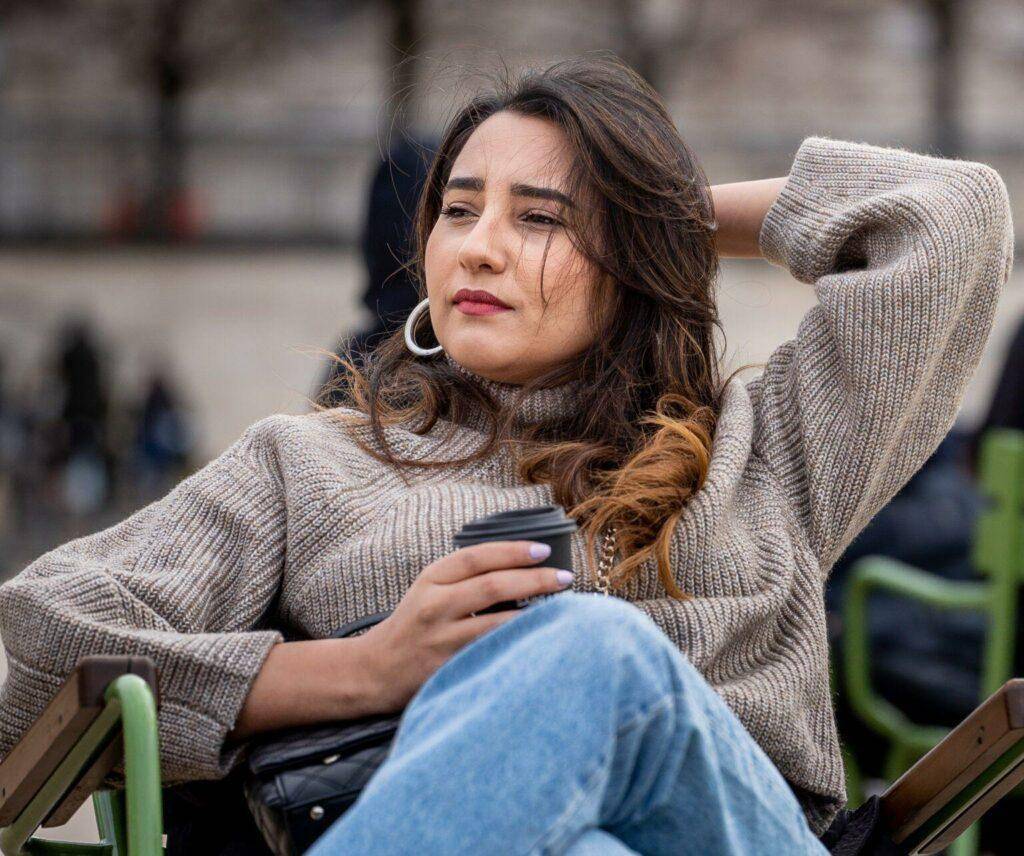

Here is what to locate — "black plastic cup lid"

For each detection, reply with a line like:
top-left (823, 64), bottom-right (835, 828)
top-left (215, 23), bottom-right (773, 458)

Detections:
top-left (453, 504), bottom-right (578, 543)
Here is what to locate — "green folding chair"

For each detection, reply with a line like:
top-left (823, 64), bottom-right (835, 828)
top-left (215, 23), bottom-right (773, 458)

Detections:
top-left (842, 428), bottom-right (1024, 854)
top-left (0, 657), bottom-right (161, 855)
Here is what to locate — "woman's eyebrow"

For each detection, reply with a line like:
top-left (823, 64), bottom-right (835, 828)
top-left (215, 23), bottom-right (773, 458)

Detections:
top-left (511, 183), bottom-right (575, 209)
top-left (445, 176), bottom-right (484, 193)
top-left (444, 176), bottom-right (574, 208)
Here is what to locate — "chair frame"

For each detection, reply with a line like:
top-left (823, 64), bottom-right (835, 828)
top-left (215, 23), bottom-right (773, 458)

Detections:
top-left (0, 661), bottom-right (162, 856)
top-left (842, 428), bottom-right (1024, 854)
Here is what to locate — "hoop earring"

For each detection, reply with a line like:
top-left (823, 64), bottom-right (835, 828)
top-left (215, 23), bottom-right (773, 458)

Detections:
top-left (404, 298), bottom-right (444, 356)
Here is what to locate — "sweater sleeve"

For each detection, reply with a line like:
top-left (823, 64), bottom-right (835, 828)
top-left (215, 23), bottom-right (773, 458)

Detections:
top-left (0, 416), bottom-right (289, 783)
top-left (748, 136), bottom-right (1014, 573)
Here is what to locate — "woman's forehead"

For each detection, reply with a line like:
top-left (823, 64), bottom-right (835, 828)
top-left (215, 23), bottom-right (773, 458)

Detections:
top-left (450, 112), bottom-right (573, 191)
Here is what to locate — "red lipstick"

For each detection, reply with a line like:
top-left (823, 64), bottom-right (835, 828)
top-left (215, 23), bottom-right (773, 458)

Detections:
top-left (453, 289), bottom-right (513, 316)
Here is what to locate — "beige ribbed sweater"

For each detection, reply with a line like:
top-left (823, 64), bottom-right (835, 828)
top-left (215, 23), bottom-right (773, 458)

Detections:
top-left (0, 138), bottom-right (1013, 835)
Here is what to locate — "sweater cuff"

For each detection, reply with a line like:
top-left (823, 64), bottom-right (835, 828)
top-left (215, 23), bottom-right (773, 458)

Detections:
top-left (157, 629), bottom-right (282, 781)
top-left (758, 136), bottom-right (909, 282)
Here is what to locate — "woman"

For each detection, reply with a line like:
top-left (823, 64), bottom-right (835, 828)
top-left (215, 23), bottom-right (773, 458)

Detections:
top-left (0, 57), bottom-right (1013, 854)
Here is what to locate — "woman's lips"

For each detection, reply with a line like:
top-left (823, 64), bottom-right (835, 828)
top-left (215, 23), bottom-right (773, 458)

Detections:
top-left (455, 301), bottom-right (513, 316)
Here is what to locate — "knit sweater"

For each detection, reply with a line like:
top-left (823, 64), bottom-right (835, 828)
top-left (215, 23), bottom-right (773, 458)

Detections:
top-left (0, 138), bottom-right (1013, 835)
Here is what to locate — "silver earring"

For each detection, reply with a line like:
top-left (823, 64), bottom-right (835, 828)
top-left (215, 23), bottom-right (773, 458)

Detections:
top-left (404, 298), bottom-right (444, 356)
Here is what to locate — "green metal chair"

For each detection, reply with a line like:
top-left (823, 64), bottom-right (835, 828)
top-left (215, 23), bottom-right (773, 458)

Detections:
top-left (0, 657), bottom-right (162, 856)
top-left (842, 428), bottom-right (1024, 855)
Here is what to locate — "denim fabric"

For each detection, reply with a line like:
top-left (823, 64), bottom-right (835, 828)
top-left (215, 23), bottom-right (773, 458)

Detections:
top-left (307, 592), bottom-right (828, 855)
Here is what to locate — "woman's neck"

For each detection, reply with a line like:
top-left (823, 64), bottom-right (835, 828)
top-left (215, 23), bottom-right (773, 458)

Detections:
top-left (440, 352), bottom-right (581, 432)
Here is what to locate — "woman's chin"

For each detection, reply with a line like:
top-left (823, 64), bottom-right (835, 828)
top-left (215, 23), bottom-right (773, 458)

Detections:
top-left (444, 342), bottom-right (517, 383)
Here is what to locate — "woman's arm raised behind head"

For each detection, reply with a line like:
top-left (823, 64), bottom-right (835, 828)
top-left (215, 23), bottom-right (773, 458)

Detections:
top-left (710, 176), bottom-right (789, 258)
top-left (748, 136), bottom-right (1014, 574)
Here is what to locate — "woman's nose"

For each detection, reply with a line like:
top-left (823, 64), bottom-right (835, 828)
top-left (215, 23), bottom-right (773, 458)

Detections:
top-left (457, 214), bottom-right (507, 274)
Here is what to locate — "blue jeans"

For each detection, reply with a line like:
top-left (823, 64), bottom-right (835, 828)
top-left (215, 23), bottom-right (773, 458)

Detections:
top-left (307, 592), bottom-right (829, 855)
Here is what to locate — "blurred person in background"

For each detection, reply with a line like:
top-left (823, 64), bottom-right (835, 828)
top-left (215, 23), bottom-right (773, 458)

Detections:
top-left (49, 318), bottom-right (113, 517)
top-left (827, 431), bottom-right (986, 734)
top-left (0, 56), bottom-right (1014, 855)
top-left (0, 370), bottom-right (47, 566)
top-left (130, 371), bottom-right (195, 499)
top-left (0, 353), bottom-right (14, 563)
top-left (828, 311), bottom-right (1024, 740)
top-left (829, 311), bottom-right (1024, 615)
top-left (318, 136), bottom-right (437, 405)
top-left (971, 313), bottom-right (1024, 453)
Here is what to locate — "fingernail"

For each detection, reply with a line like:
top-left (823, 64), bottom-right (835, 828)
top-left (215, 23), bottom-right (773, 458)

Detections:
top-left (529, 543), bottom-right (551, 560)
top-left (556, 570), bottom-right (574, 586)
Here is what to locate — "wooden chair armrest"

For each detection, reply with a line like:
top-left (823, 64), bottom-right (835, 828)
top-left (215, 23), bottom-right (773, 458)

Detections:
top-left (0, 656), bottom-right (158, 828)
top-left (881, 678), bottom-right (1024, 854)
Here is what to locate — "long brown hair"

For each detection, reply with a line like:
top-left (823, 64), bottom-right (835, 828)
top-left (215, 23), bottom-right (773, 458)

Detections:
top-left (319, 55), bottom-right (722, 599)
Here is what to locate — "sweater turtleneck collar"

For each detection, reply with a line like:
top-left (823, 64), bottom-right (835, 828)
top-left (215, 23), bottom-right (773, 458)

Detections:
top-left (440, 352), bottom-right (581, 433)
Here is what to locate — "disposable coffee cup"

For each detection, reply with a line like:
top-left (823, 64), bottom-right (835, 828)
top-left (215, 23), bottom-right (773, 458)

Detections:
top-left (453, 504), bottom-right (577, 614)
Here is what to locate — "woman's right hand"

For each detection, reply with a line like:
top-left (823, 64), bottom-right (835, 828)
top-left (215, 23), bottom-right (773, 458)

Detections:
top-left (354, 540), bottom-right (573, 714)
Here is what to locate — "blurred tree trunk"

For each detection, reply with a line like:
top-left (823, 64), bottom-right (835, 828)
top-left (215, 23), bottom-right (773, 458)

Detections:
top-left (613, 0), bottom-right (706, 96)
top-left (615, 0), bottom-right (659, 87)
top-left (926, 0), bottom-right (963, 157)
top-left (385, 0), bottom-right (420, 137)
top-left (146, 0), bottom-right (190, 240)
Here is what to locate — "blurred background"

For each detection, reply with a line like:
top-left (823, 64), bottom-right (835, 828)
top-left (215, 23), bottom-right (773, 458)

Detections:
top-left (0, 0), bottom-right (1021, 850)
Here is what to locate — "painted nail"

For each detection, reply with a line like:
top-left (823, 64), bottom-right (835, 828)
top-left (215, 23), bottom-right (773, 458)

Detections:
top-left (529, 543), bottom-right (552, 560)
top-left (556, 570), bottom-right (574, 586)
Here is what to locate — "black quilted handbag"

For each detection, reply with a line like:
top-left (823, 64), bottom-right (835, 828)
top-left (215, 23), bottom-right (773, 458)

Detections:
top-left (244, 611), bottom-right (398, 856)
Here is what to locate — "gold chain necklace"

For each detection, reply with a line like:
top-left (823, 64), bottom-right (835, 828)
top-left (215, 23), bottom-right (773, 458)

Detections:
top-left (593, 526), bottom-right (618, 596)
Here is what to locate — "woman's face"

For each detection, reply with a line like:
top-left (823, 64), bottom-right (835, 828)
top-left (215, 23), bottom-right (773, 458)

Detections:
top-left (424, 111), bottom-right (599, 385)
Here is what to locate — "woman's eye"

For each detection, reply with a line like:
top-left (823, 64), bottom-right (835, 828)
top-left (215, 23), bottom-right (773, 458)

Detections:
top-left (441, 205), bottom-right (472, 220)
top-left (524, 212), bottom-right (561, 227)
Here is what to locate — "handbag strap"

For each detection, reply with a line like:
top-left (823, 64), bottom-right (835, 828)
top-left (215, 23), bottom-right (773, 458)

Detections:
top-left (330, 610), bottom-right (393, 639)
